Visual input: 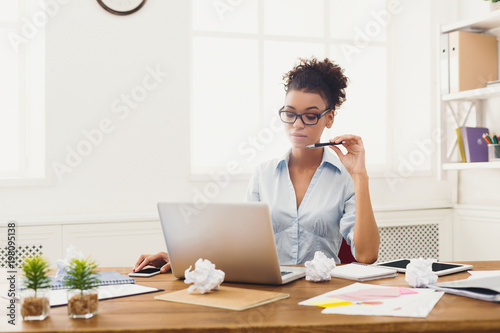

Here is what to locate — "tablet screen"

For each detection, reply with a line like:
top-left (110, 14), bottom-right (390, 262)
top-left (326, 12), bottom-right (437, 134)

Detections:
top-left (431, 262), bottom-right (463, 272)
top-left (378, 260), bottom-right (467, 272)
top-left (378, 259), bottom-right (410, 269)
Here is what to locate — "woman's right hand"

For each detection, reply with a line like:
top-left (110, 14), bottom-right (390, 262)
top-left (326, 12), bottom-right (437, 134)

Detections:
top-left (133, 252), bottom-right (171, 273)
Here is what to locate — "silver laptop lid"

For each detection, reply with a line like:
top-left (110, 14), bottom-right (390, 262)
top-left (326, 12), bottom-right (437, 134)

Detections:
top-left (157, 202), bottom-right (283, 285)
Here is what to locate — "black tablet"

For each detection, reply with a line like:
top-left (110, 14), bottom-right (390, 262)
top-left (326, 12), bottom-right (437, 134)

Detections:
top-left (376, 259), bottom-right (473, 276)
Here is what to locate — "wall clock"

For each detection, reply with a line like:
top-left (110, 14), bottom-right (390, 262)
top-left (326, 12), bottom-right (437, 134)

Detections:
top-left (97, 0), bottom-right (147, 15)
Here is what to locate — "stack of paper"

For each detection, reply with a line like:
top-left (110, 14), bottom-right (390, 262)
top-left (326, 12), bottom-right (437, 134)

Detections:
top-left (429, 271), bottom-right (500, 302)
top-left (300, 283), bottom-right (443, 317)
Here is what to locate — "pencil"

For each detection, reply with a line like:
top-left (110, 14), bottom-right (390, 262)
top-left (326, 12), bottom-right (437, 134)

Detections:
top-left (483, 133), bottom-right (492, 144)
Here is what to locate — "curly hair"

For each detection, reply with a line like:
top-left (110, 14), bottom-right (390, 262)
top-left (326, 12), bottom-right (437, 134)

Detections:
top-left (282, 57), bottom-right (349, 111)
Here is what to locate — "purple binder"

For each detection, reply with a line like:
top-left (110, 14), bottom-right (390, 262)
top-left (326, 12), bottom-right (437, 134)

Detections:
top-left (460, 127), bottom-right (489, 162)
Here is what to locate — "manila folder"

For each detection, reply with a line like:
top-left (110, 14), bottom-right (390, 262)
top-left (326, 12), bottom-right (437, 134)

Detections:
top-left (155, 286), bottom-right (289, 311)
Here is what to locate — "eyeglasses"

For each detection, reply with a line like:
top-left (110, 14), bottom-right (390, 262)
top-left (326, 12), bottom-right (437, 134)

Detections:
top-left (279, 107), bottom-right (331, 125)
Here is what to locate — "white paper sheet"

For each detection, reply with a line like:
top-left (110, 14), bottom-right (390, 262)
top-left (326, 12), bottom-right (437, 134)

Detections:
top-left (299, 282), bottom-right (443, 318)
top-left (468, 270), bottom-right (500, 279)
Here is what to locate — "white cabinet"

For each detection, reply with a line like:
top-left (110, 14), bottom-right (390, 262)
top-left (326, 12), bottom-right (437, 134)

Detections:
top-left (0, 220), bottom-right (165, 269)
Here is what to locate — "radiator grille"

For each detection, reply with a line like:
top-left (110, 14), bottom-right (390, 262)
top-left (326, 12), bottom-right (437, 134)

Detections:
top-left (0, 245), bottom-right (43, 268)
top-left (377, 224), bottom-right (439, 263)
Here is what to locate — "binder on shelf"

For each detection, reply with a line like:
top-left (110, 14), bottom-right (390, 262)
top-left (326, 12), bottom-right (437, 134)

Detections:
top-left (456, 127), bottom-right (466, 163)
top-left (448, 31), bottom-right (498, 93)
top-left (460, 126), bottom-right (489, 162)
top-left (440, 33), bottom-right (449, 95)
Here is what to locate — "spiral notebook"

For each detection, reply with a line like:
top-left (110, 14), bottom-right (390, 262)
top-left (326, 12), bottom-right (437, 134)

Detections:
top-left (50, 283), bottom-right (163, 307)
top-left (47, 271), bottom-right (135, 290)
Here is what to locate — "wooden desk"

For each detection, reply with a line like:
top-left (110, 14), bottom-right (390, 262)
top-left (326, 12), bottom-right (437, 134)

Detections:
top-left (2, 261), bottom-right (500, 333)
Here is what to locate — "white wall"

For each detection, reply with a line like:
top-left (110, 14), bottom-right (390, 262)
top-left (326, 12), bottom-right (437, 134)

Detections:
top-left (1, 0), bottom-right (207, 220)
top-left (0, 0), bottom-right (453, 221)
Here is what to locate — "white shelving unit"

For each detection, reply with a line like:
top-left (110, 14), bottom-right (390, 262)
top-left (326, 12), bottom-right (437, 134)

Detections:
top-left (439, 11), bottom-right (500, 262)
top-left (442, 84), bottom-right (500, 102)
top-left (439, 12), bottom-right (500, 173)
top-left (441, 10), bottom-right (500, 33)
top-left (443, 161), bottom-right (500, 170)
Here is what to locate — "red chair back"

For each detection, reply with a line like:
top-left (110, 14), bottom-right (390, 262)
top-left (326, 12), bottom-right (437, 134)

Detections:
top-left (338, 238), bottom-right (356, 264)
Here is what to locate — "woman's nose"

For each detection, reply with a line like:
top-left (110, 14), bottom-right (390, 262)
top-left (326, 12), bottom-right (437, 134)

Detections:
top-left (293, 116), bottom-right (306, 128)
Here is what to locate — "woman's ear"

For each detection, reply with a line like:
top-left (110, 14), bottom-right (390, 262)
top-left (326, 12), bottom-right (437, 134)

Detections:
top-left (325, 110), bottom-right (335, 129)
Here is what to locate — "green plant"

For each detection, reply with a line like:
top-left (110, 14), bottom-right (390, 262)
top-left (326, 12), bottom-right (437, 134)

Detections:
top-left (21, 256), bottom-right (50, 297)
top-left (64, 257), bottom-right (99, 295)
top-left (21, 256), bottom-right (51, 297)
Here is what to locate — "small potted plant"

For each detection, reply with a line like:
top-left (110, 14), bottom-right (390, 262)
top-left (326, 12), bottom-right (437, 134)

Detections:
top-left (64, 257), bottom-right (99, 319)
top-left (20, 256), bottom-right (51, 321)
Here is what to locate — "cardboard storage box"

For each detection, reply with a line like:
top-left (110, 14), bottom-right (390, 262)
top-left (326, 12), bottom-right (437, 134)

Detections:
top-left (449, 30), bottom-right (498, 93)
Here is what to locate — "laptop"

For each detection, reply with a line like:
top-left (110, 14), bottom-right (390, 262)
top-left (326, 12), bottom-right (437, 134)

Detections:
top-left (157, 202), bottom-right (306, 285)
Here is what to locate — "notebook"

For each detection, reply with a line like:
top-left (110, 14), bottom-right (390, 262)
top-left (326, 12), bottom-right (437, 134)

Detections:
top-left (50, 283), bottom-right (162, 307)
top-left (461, 127), bottom-right (489, 162)
top-left (157, 202), bottom-right (306, 285)
top-left (330, 263), bottom-right (398, 282)
top-left (46, 271), bottom-right (135, 290)
top-left (456, 127), bottom-right (466, 163)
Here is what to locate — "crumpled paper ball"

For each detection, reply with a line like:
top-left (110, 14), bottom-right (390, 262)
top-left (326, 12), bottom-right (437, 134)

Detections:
top-left (55, 244), bottom-right (84, 282)
top-left (405, 257), bottom-right (438, 287)
top-left (184, 258), bottom-right (225, 294)
top-left (304, 251), bottom-right (337, 282)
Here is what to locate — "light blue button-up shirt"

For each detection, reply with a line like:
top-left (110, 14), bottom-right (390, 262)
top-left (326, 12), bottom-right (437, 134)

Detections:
top-left (246, 148), bottom-right (356, 265)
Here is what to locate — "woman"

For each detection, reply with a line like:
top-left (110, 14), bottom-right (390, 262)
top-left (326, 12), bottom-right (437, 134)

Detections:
top-left (133, 57), bottom-right (379, 273)
top-left (246, 57), bottom-right (379, 264)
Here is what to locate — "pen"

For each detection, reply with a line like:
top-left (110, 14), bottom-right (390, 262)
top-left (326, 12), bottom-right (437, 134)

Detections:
top-left (306, 141), bottom-right (346, 149)
top-left (1, 295), bottom-right (19, 303)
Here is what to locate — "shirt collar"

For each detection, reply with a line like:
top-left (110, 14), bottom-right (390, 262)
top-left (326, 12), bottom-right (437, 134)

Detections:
top-left (274, 148), bottom-right (343, 173)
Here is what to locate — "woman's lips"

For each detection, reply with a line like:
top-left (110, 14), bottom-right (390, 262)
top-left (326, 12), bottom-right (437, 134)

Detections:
top-left (289, 132), bottom-right (308, 142)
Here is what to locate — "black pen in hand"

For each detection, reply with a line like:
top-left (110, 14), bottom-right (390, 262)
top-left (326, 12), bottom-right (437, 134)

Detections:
top-left (306, 141), bottom-right (345, 149)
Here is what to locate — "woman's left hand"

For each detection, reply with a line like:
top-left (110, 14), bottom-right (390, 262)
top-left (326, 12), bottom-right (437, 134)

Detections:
top-left (328, 134), bottom-right (367, 176)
